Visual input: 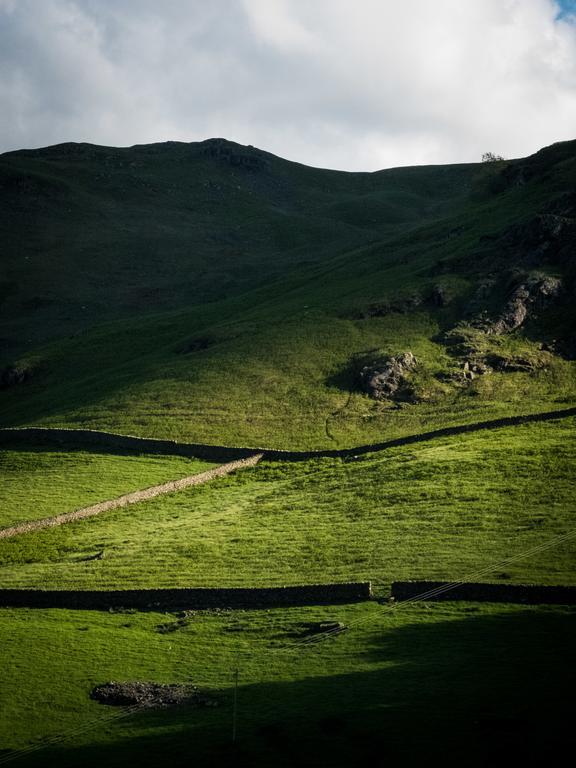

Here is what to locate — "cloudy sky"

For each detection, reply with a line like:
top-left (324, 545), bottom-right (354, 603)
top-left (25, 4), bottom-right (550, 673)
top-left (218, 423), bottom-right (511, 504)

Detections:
top-left (0, 0), bottom-right (575, 170)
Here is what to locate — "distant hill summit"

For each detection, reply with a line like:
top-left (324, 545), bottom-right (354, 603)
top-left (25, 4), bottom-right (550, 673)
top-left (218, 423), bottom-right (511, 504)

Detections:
top-left (0, 137), bottom-right (574, 449)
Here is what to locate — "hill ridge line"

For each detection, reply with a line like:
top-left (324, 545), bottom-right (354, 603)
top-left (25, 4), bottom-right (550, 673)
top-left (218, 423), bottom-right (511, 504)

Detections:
top-left (0, 453), bottom-right (263, 540)
top-left (0, 406), bottom-right (575, 462)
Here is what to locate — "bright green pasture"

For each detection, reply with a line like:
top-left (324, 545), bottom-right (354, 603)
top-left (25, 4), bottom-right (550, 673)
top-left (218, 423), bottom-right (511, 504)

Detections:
top-left (0, 449), bottom-right (215, 528)
top-left (1, 419), bottom-right (573, 590)
top-left (0, 602), bottom-right (574, 767)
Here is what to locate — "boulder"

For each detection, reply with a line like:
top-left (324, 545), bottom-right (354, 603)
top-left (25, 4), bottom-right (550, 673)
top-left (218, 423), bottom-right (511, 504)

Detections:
top-left (359, 351), bottom-right (417, 400)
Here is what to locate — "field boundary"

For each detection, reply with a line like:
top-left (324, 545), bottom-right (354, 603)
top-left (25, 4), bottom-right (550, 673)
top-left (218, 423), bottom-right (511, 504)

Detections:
top-left (0, 582), bottom-right (372, 610)
top-left (0, 406), bottom-right (574, 461)
top-left (0, 453), bottom-right (263, 540)
top-left (391, 581), bottom-right (576, 604)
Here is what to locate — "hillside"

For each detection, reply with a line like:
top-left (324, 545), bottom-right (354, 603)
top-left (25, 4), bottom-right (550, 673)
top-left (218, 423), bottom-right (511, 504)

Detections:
top-left (1, 137), bottom-right (575, 767)
top-left (1, 137), bottom-right (574, 448)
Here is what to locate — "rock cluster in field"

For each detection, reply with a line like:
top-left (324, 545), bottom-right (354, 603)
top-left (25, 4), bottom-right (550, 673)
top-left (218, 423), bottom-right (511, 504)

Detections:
top-left (90, 681), bottom-right (218, 710)
top-left (359, 351), bottom-right (417, 400)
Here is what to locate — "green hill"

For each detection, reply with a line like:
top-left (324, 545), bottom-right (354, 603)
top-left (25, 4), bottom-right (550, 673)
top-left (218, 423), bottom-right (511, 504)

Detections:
top-left (1, 137), bottom-right (575, 766)
top-left (1, 137), bottom-right (574, 448)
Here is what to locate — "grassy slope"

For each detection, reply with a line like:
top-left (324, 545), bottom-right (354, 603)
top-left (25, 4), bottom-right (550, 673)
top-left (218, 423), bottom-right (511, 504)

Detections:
top-left (0, 449), bottom-right (215, 528)
top-left (0, 139), bottom-right (575, 765)
top-left (1, 419), bottom-right (573, 590)
top-left (0, 602), bottom-right (574, 766)
top-left (0, 139), bottom-right (468, 354)
top-left (1, 139), bottom-right (575, 449)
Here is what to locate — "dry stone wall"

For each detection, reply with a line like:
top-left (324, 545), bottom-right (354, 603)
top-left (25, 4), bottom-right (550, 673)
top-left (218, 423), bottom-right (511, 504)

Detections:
top-left (1, 406), bottom-right (574, 462)
top-left (0, 582), bottom-right (372, 610)
top-left (0, 453), bottom-right (262, 540)
top-left (391, 581), bottom-right (576, 605)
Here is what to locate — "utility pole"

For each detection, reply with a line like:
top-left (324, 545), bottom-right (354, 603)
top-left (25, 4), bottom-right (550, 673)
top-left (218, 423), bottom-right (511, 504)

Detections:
top-left (232, 668), bottom-right (239, 743)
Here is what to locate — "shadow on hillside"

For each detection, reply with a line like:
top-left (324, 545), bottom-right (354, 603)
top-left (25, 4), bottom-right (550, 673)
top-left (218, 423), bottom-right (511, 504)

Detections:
top-left (16, 608), bottom-right (576, 768)
top-left (325, 350), bottom-right (377, 394)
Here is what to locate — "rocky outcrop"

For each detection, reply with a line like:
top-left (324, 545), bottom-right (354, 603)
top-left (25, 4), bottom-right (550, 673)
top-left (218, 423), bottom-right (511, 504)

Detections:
top-left (488, 274), bottom-right (562, 335)
top-left (359, 351), bottom-right (417, 400)
top-left (91, 681), bottom-right (217, 710)
top-left (545, 192), bottom-right (576, 218)
top-left (479, 213), bottom-right (575, 267)
top-left (0, 363), bottom-right (34, 389)
top-left (484, 353), bottom-right (545, 373)
top-left (359, 285), bottom-right (449, 319)
top-left (461, 359), bottom-right (492, 381)
top-left (201, 138), bottom-right (269, 170)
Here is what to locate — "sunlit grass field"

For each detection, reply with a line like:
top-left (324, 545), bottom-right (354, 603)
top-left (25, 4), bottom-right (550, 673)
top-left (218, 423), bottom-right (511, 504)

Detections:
top-left (1, 419), bottom-right (573, 591)
top-left (0, 449), bottom-right (215, 528)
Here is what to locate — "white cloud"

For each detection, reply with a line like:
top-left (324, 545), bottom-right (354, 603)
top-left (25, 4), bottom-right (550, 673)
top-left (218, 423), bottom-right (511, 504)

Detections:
top-left (0, 0), bottom-right (574, 170)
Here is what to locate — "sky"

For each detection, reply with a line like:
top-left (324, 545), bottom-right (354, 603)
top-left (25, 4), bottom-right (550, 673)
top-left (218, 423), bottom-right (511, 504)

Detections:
top-left (0, 0), bottom-right (575, 171)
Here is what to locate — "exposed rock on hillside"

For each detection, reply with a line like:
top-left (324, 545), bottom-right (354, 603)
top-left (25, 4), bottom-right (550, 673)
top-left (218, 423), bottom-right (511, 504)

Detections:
top-left (91, 681), bottom-right (218, 710)
top-left (0, 363), bottom-right (34, 388)
top-left (484, 353), bottom-right (546, 373)
top-left (488, 274), bottom-right (562, 335)
top-left (478, 212), bottom-right (575, 268)
top-left (545, 192), bottom-right (576, 218)
top-left (201, 138), bottom-right (269, 170)
top-left (359, 351), bottom-right (418, 400)
top-left (358, 285), bottom-right (450, 319)
top-left (461, 359), bottom-right (492, 381)
top-left (500, 214), bottom-right (575, 265)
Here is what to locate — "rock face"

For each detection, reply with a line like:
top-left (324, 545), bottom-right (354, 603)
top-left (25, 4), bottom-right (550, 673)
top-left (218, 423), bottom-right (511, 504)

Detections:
top-left (489, 274), bottom-right (562, 335)
top-left (488, 213), bottom-right (575, 267)
top-left (359, 351), bottom-right (417, 400)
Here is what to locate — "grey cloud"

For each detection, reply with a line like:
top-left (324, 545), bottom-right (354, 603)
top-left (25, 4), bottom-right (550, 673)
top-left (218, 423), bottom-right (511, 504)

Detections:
top-left (0, 0), bottom-right (575, 170)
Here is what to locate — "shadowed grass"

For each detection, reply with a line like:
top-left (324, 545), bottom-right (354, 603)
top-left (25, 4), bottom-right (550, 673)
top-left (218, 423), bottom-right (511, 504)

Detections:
top-left (0, 602), bottom-right (574, 766)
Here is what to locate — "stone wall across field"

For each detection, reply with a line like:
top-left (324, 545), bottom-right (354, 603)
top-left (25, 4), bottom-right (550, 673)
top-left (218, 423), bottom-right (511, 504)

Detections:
top-left (1, 406), bottom-right (575, 462)
top-left (0, 583), bottom-right (372, 611)
top-left (391, 581), bottom-right (576, 605)
top-left (0, 453), bottom-right (263, 540)
top-left (0, 426), bottom-right (256, 462)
